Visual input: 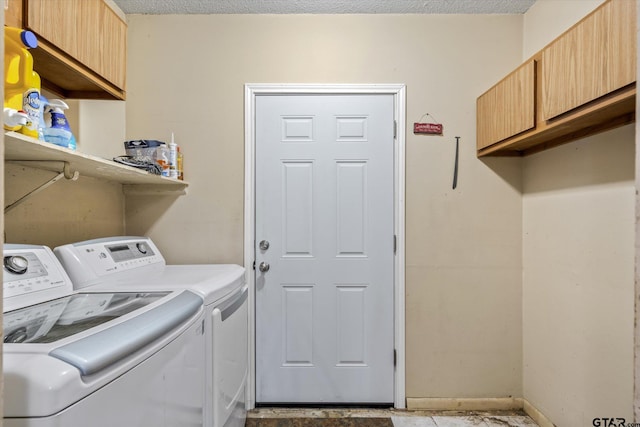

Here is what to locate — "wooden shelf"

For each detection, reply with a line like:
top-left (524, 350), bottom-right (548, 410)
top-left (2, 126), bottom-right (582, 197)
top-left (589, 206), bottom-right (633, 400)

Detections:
top-left (4, 132), bottom-right (188, 193)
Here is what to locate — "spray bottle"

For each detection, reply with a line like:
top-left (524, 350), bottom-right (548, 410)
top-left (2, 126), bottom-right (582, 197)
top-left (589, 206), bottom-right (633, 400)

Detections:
top-left (4, 26), bottom-right (42, 137)
top-left (43, 99), bottom-right (76, 149)
top-left (168, 132), bottom-right (178, 179)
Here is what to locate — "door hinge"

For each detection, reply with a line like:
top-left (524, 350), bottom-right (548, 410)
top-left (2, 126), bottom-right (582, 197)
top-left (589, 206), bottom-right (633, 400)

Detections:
top-left (393, 235), bottom-right (397, 254)
top-left (393, 349), bottom-right (397, 367)
top-left (393, 120), bottom-right (397, 139)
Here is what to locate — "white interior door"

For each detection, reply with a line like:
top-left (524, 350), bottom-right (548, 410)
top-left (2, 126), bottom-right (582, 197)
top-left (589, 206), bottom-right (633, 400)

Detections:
top-left (255, 94), bottom-right (395, 404)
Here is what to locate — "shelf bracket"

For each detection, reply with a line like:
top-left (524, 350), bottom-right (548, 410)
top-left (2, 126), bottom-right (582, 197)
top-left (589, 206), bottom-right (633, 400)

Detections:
top-left (5, 161), bottom-right (80, 213)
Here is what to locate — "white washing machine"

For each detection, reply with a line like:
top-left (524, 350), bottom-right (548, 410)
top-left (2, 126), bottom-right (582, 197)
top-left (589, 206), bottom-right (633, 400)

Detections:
top-left (54, 236), bottom-right (248, 427)
top-left (3, 244), bottom-right (206, 427)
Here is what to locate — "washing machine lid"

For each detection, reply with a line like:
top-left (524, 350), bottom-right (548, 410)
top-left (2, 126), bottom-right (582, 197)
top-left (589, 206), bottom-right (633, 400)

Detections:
top-left (3, 291), bottom-right (171, 345)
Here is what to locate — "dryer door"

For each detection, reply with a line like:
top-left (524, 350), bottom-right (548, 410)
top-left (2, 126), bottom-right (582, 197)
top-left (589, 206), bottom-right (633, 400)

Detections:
top-left (212, 285), bottom-right (248, 427)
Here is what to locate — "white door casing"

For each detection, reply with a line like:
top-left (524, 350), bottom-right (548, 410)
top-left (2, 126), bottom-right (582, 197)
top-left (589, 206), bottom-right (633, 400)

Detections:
top-left (244, 84), bottom-right (406, 408)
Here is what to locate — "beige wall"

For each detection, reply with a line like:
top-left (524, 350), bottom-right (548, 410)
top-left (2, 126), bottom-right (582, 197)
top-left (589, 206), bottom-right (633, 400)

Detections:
top-left (124, 14), bottom-right (525, 397)
top-left (636, 0), bottom-right (640, 415)
top-left (67, 99), bottom-right (127, 160)
top-left (5, 2), bottom-right (635, 417)
top-left (522, 0), bottom-right (605, 58)
top-left (3, 96), bottom-right (127, 248)
top-left (1, 1), bottom-right (5, 423)
top-left (4, 165), bottom-right (125, 247)
top-left (522, 0), bottom-right (635, 424)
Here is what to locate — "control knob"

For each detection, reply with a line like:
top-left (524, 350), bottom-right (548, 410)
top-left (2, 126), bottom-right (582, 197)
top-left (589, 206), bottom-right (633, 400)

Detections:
top-left (4, 255), bottom-right (28, 275)
top-left (136, 243), bottom-right (148, 254)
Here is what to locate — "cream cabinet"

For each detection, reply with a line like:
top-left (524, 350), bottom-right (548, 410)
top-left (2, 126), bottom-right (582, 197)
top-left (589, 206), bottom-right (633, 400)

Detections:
top-left (477, 0), bottom-right (636, 157)
top-left (5, 0), bottom-right (127, 100)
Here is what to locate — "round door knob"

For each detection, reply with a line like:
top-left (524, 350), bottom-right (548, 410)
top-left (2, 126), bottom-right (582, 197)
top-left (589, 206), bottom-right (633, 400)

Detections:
top-left (258, 262), bottom-right (270, 273)
top-left (4, 255), bottom-right (28, 275)
top-left (259, 240), bottom-right (270, 251)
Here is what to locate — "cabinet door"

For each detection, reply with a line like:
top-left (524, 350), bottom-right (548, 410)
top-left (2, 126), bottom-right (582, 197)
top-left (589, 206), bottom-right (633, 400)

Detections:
top-left (75, 0), bottom-right (102, 78)
top-left (542, 0), bottom-right (636, 120)
top-left (476, 60), bottom-right (536, 150)
top-left (100, 2), bottom-right (127, 89)
top-left (25, 0), bottom-right (126, 91)
top-left (26, 0), bottom-right (80, 59)
top-left (5, 0), bottom-right (24, 28)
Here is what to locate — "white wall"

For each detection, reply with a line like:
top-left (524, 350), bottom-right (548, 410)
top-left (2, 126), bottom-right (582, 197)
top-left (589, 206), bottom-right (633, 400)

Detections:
top-left (522, 1), bottom-right (635, 424)
top-left (124, 13), bottom-right (524, 399)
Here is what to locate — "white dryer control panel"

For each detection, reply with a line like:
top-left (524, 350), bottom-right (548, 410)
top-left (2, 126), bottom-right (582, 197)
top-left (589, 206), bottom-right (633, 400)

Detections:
top-left (3, 245), bottom-right (73, 312)
top-left (55, 237), bottom-right (166, 289)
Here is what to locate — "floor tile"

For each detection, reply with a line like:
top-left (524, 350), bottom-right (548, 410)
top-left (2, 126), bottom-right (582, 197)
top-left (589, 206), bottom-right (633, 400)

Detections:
top-left (484, 416), bottom-right (538, 427)
top-left (391, 416), bottom-right (438, 427)
top-left (432, 416), bottom-right (490, 427)
top-left (430, 415), bottom-right (538, 427)
top-left (246, 417), bottom-right (394, 427)
top-left (247, 408), bottom-right (539, 427)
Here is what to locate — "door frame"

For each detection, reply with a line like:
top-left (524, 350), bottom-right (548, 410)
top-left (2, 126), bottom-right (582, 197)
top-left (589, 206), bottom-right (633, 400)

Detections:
top-left (244, 83), bottom-right (406, 409)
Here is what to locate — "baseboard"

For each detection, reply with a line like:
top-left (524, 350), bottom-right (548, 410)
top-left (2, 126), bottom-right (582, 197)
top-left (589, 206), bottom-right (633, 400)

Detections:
top-left (522, 399), bottom-right (555, 427)
top-left (406, 397), bottom-right (523, 411)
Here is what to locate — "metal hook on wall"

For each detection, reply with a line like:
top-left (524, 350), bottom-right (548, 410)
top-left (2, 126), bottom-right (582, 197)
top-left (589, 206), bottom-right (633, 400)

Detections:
top-left (63, 161), bottom-right (80, 180)
top-left (452, 136), bottom-right (460, 189)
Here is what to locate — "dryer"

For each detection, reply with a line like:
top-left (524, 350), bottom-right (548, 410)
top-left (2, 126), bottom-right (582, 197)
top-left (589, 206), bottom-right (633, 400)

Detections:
top-left (55, 237), bottom-right (248, 427)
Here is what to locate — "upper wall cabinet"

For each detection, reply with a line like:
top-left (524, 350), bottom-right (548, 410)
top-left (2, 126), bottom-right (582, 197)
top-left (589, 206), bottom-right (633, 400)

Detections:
top-left (477, 0), bottom-right (636, 157)
top-left (477, 60), bottom-right (536, 150)
top-left (542, 0), bottom-right (636, 119)
top-left (5, 0), bottom-right (127, 100)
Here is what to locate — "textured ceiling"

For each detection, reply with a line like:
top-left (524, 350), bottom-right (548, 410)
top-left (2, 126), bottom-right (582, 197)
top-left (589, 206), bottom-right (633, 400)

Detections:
top-left (111, 0), bottom-right (536, 15)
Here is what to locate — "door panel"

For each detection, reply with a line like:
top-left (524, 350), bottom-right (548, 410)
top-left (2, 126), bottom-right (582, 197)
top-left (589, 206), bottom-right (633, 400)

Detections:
top-left (255, 94), bottom-right (395, 403)
top-left (282, 162), bottom-right (314, 256)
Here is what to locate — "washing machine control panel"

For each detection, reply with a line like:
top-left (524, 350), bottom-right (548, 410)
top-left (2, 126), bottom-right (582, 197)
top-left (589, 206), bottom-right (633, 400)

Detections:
top-left (3, 245), bottom-right (73, 312)
top-left (55, 237), bottom-right (166, 290)
top-left (105, 241), bottom-right (156, 263)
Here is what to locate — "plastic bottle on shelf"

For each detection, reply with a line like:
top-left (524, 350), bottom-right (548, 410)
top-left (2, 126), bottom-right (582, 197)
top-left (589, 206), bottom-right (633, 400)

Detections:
top-left (37, 94), bottom-right (48, 140)
top-left (168, 132), bottom-right (178, 179)
top-left (42, 99), bottom-right (76, 149)
top-left (156, 144), bottom-right (171, 177)
top-left (177, 146), bottom-right (184, 180)
top-left (4, 26), bottom-right (42, 137)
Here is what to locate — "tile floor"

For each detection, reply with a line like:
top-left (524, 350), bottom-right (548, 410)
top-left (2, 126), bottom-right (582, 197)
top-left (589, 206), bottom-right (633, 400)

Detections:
top-left (246, 408), bottom-right (538, 427)
top-left (392, 414), bottom-right (537, 426)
